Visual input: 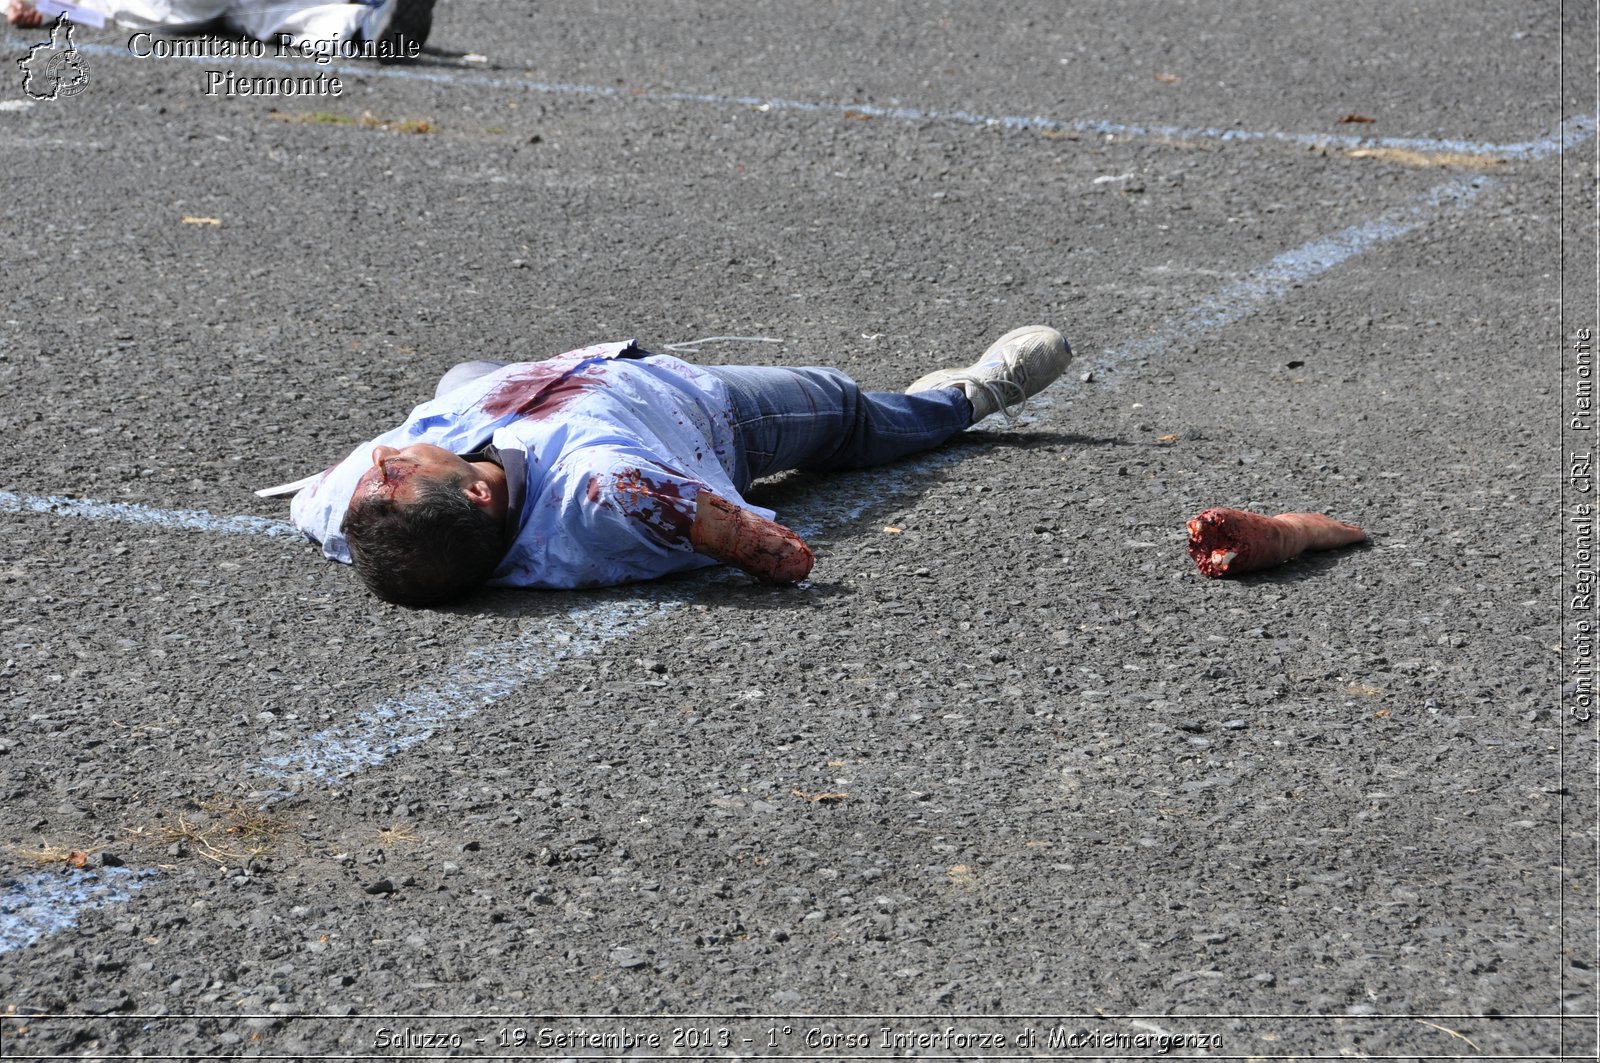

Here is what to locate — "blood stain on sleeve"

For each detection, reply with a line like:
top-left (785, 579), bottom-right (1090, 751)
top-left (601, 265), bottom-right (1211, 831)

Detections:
top-left (612, 465), bottom-right (696, 546)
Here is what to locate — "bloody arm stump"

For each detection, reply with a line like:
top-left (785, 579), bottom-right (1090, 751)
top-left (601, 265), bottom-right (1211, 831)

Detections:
top-left (690, 492), bottom-right (814, 584)
top-left (1186, 507), bottom-right (1367, 578)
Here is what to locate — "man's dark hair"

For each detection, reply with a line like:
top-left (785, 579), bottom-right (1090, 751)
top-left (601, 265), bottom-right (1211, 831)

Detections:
top-left (341, 473), bottom-right (506, 606)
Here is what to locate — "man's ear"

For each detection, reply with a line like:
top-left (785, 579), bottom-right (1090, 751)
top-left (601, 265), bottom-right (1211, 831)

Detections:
top-left (462, 478), bottom-right (494, 508)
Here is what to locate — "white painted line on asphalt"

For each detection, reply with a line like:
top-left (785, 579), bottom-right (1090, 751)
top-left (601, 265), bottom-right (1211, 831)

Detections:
top-left (783, 460), bottom-right (952, 541)
top-left (253, 597), bottom-right (674, 784)
top-left (0, 460), bottom-right (936, 547)
top-left (0, 418), bottom-right (948, 549)
top-left (1087, 173), bottom-right (1492, 379)
top-left (0, 133), bottom-right (106, 149)
top-left (23, 36), bottom-right (1593, 162)
top-left (0, 868), bottom-right (150, 955)
top-left (0, 490), bottom-right (297, 537)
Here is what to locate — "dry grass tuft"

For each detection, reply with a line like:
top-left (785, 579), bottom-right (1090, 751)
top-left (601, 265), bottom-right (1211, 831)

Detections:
top-left (151, 801), bottom-right (292, 866)
top-left (1345, 147), bottom-right (1505, 170)
top-left (268, 108), bottom-right (434, 133)
top-left (2, 842), bottom-right (97, 868)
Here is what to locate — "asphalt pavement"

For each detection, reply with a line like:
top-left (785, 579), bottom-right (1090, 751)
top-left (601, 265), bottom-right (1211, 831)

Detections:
top-left (0, 2), bottom-right (1595, 1060)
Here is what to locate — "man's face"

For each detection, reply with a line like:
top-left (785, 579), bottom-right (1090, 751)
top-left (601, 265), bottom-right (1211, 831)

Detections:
top-left (350, 443), bottom-right (474, 508)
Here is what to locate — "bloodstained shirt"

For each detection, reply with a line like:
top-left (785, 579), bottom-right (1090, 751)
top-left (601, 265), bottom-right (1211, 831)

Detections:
top-left (289, 340), bottom-right (770, 588)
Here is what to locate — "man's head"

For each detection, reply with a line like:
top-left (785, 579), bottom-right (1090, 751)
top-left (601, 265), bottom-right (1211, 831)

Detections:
top-left (341, 443), bottom-right (507, 606)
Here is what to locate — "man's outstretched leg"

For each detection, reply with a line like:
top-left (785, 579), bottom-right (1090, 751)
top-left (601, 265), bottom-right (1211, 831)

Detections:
top-left (704, 324), bottom-right (1071, 489)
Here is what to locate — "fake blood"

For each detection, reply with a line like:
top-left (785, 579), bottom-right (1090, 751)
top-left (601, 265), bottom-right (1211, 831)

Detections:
top-left (612, 466), bottom-right (696, 546)
top-left (479, 364), bottom-right (606, 419)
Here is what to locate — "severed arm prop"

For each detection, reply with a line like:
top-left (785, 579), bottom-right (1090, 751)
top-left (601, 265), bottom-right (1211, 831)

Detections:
top-left (689, 491), bottom-right (814, 584)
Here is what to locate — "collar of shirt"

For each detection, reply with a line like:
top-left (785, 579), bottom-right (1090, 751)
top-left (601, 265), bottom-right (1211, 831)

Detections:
top-left (460, 443), bottom-right (526, 540)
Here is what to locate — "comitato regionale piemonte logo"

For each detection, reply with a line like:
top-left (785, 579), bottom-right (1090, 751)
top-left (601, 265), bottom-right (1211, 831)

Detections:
top-left (17, 13), bottom-right (90, 101)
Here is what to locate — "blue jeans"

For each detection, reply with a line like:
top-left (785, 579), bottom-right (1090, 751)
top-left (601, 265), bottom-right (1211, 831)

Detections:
top-left (435, 357), bottom-right (974, 493)
top-left (701, 364), bottom-right (972, 491)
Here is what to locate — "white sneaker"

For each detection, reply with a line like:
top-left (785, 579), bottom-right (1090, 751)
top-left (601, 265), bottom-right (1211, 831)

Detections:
top-left (905, 325), bottom-right (1072, 422)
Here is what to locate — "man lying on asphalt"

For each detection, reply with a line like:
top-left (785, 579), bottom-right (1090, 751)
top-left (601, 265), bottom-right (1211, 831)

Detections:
top-left (268, 326), bottom-right (1071, 605)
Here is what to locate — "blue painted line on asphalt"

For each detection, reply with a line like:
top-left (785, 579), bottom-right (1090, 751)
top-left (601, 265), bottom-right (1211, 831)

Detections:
top-left (16, 35), bottom-right (1593, 162)
top-left (0, 867), bottom-right (151, 955)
